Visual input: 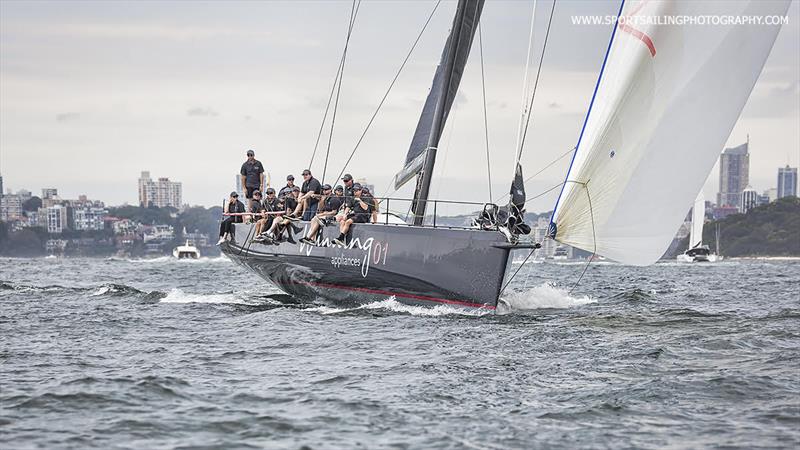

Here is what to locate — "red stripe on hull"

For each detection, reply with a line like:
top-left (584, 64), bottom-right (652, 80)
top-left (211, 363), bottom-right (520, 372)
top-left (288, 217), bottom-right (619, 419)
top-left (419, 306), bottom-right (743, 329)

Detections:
top-left (287, 279), bottom-right (497, 310)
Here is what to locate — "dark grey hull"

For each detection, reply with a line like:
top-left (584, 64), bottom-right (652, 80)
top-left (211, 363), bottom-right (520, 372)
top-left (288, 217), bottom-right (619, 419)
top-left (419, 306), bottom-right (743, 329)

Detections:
top-left (221, 222), bottom-right (513, 310)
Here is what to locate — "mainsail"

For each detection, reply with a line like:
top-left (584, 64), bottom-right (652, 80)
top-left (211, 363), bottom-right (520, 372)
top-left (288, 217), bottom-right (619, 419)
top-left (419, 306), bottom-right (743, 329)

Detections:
top-left (393, 0), bottom-right (485, 192)
top-left (549, 0), bottom-right (789, 265)
top-left (690, 193), bottom-right (704, 249)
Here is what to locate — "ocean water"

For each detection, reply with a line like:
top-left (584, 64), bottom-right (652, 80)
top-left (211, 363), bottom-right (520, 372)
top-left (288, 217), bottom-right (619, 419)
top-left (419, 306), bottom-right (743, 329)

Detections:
top-left (1, 256), bottom-right (798, 449)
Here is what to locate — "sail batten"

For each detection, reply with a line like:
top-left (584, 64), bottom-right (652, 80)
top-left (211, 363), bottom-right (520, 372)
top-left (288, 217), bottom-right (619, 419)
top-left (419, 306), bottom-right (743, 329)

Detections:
top-left (549, 0), bottom-right (789, 265)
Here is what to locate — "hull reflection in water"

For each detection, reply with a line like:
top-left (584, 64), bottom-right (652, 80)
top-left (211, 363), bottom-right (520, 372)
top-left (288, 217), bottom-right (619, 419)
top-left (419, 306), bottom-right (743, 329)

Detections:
top-left (221, 223), bottom-right (512, 310)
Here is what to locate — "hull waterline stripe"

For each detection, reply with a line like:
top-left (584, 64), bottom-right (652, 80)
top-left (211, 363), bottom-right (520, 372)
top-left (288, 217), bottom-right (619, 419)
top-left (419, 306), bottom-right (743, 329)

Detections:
top-left (548, 0), bottom-right (626, 233)
top-left (284, 279), bottom-right (497, 310)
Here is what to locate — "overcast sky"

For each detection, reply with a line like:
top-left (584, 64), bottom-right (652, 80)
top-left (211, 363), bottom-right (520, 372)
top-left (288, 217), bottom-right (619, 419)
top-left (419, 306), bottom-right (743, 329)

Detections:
top-left (1, 0), bottom-right (798, 213)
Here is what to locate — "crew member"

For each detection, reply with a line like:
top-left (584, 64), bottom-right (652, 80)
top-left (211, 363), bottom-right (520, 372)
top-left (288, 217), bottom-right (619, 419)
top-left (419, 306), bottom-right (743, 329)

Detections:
top-left (278, 175), bottom-right (296, 198)
top-left (217, 191), bottom-right (246, 245)
top-left (293, 169), bottom-right (322, 221)
top-left (260, 187), bottom-right (280, 232)
top-left (361, 186), bottom-right (380, 224)
top-left (239, 149), bottom-right (265, 199)
top-left (268, 186), bottom-right (302, 244)
top-left (341, 173), bottom-right (355, 198)
top-left (333, 183), bottom-right (372, 246)
top-left (299, 184), bottom-right (344, 245)
top-left (248, 190), bottom-right (265, 224)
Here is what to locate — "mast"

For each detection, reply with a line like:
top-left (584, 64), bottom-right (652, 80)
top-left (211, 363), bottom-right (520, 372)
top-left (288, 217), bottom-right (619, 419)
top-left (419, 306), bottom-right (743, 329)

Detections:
top-left (403, 0), bottom-right (484, 226)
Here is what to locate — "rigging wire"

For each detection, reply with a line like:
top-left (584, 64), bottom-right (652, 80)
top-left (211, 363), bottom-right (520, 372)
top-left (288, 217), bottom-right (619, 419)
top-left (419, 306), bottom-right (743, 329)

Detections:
top-left (523, 180), bottom-right (564, 205)
top-left (489, 0), bottom-right (558, 205)
top-left (523, 146), bottom-right (574, 185)
top-left (321, 0), bottom-right (361, 185)
top-left (478, 23), bottom-right (493, 202)
top-left (308, 38), bottom-right (347, 170)
top-left (494, 145), bottom-right (574, 204)
top-left (500, 179), bottom-right (594, 298)
top-left (515, 0), bottom-right (556, 166)
top-left (433, 104), bottom-right (459, 200)
top-left (513, 0), bottom-right (538, 162)
top-left (335, 0), bottom-right (443, 186)
top-left (498, 245), bottom-right (538, 298)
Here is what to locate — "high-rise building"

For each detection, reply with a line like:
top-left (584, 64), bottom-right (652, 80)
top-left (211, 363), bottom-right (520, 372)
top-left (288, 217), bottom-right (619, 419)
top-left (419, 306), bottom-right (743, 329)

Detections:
top-left (46, 205), bottom-right (68, 234)
top-left (138, 171), bottom-right (182, 208)
top-left (41, 188), bottom-right (63, 208)
top-left (138, 171), bottom-right (154, 206)
top-left (72, 207), bottom-right (107, 231)
top-left (0, 193), bottom-right (22, 222)
top-left (741, 186), bottom-right (758, 214)
top-left (777, 165), bottom-right (797, 199)
top-left (717, 142), bottom-right (749, 209)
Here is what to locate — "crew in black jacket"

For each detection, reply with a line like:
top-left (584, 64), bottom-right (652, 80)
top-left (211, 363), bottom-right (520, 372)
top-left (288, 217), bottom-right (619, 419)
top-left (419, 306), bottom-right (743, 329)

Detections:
top-left (217, 191), bottom-right (246, 245)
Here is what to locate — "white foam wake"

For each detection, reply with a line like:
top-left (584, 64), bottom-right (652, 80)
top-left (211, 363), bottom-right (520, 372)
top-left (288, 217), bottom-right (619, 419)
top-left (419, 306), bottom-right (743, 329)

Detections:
top-left (159, 288), bottom-right (253, 305)
top-left (362, 297), bottom-right (492, 317)
top-left (306, 296), bottom-right (492, 317)
top-left (497, 283), bottom-right (596, 314)
top-left (90, 286), bottom-right (112, 296)
top-left (106, 256), bottom-right (231, 264)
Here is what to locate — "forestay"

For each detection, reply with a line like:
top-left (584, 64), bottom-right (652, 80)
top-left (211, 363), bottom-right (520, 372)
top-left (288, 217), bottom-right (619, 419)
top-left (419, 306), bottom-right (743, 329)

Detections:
top-left (549, 0), bottom-right (789, 265)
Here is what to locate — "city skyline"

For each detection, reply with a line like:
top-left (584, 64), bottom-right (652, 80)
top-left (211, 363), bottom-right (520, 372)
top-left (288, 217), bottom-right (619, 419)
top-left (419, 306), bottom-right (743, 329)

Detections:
top-left (1, 1), bottom-right (798, 210)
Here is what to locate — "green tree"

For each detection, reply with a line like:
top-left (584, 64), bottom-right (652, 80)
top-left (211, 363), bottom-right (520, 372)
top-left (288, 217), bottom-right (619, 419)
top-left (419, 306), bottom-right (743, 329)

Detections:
top-left (705, 197), bottom-right (800, 257)
top-left (22, 196), bottom-right (42, 212)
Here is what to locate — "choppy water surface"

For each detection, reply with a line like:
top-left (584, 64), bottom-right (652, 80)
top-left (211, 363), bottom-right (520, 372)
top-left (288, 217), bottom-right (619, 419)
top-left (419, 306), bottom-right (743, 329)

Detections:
top-left (1, 256), bottom-right (798, 449)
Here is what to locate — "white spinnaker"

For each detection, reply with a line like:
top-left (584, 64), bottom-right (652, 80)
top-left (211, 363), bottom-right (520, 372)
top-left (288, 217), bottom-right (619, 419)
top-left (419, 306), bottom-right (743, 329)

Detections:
top-left (690, 192), bottom-right (704, 249)
top-left (550, 0), bottom-right (789, 265)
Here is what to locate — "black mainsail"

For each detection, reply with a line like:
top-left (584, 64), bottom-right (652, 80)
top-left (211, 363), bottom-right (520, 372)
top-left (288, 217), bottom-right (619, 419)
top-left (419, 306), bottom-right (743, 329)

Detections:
top-left (392, 0), bottom-right (485, 225)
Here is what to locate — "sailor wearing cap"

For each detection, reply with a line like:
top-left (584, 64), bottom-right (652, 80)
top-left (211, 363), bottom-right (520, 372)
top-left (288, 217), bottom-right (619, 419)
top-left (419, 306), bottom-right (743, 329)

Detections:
top-left (253, 188), bottom-right (280, 238)
top-left (333, 183), bottom-right (373, 246)
top-left (217, 191), bottom-right (246, 245)
top-left (278, 174), bottom-right (295, 199)
top-left (261, 186), bottom-right (303, 244)
top-left (293, 169), bottom-right (322, 221)
top-left (341, 173), bottom-right (355, 198)
top-left (299, 183), bottom-right (345, 245)
top-left (248, 190), bottom-right (265, 224)
top-left (240, 150), bottom-right (265, 200)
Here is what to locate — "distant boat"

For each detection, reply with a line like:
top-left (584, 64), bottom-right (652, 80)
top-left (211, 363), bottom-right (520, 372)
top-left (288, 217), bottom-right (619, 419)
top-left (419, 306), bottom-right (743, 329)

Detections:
top-left (677, 193), bottom-right (720, 263)
top-left (552, 246), bottom-right (569, 261)
top-left (173, 239), bottom-right (200, 259)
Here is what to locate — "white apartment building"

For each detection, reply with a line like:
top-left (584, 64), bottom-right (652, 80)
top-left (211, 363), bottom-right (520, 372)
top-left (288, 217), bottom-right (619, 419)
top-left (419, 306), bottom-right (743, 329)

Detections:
top-left (138, 171), bottom-right (182, 208)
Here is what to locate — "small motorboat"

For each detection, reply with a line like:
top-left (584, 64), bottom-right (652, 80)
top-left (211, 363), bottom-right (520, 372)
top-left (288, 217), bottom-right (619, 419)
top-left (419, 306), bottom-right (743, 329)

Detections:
top-left (173, 240), bottom-right (201, 259)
